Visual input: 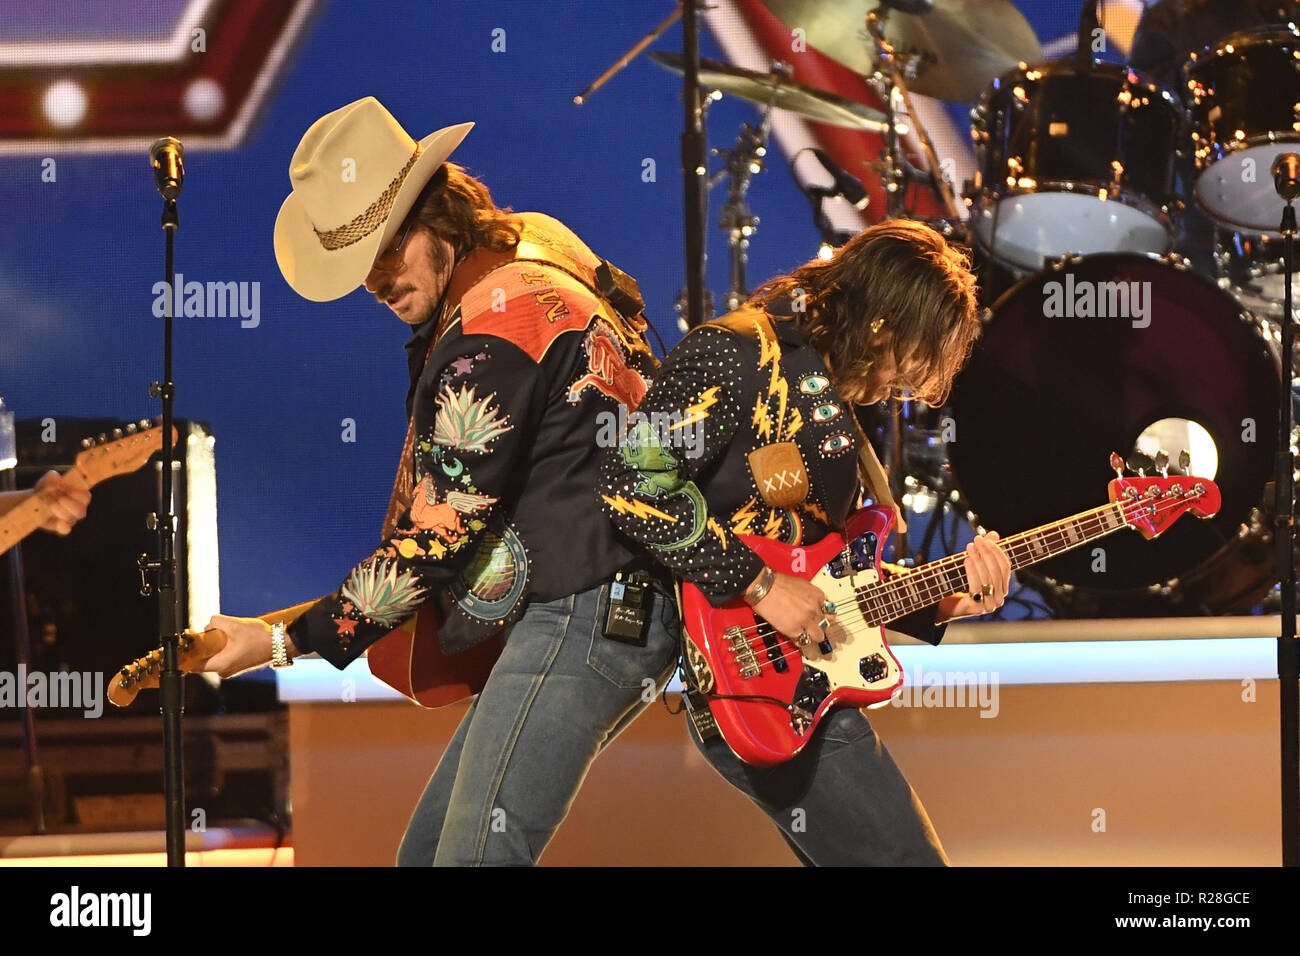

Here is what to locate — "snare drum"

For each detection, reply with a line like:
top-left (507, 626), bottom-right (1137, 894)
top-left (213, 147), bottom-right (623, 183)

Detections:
top-left (1185, 25), bottom-right (1300, 232)
top-left (969, 61), bottom-right (1184, 273)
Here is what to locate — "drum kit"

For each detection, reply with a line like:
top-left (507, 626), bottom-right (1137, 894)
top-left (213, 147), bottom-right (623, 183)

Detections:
top-left (651, 0), bottom-right (1300, 617)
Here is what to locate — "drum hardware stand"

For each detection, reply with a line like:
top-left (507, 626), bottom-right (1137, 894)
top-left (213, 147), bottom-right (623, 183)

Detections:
top-left (138, 136), bottom-right (188, 867)
top-left (572, 2), bottom-right (712, 331)
top-left (861, 4), bottom-right (962, 557)
top-left (1271, 153), bottom-right (1300, 866)
top-left (909, 472), bottom-right (959, 565)
top-left (712, 111), bottom-right (772, 313)
top-left (0, 401), bottom-right (45, 834)
top-left (865, 7), bottom-right (962, 222)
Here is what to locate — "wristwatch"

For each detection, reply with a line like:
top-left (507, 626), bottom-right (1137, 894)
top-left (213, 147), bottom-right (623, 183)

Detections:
top-left (269, 622), bottom-right (293, 669)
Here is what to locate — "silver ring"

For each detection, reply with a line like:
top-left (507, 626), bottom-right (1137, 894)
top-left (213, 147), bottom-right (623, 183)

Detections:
top-left (820, 600), bottom-right (836, 614)
top-left (818, 617), bottom-right (830, 630)
top-left (981, 583), bottom-right (995, 597)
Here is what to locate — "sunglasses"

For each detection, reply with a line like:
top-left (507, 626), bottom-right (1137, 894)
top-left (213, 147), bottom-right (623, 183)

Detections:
top-left (372, 215), bottom-right (419, 271)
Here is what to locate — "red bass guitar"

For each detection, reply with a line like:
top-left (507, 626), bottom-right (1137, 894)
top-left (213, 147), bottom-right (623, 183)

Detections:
top-left (680, 467), bottom-right (1222, 766)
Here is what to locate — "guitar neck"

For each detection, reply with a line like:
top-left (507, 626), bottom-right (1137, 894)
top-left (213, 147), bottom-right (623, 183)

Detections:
top-left (0, 467), bottom-right (86, 553)
top-left (860, 500), bottom-right (1130, 626)
top-left (0, 495), bottom-right (50, 554)
top-left (260, 599), bottom-right (322, 628)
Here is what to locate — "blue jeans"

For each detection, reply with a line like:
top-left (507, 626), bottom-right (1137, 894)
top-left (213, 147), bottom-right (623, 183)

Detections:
top-left (687, 704), bottom-right (949, 866)
top-left (396, 578), bottom-right (680, 866)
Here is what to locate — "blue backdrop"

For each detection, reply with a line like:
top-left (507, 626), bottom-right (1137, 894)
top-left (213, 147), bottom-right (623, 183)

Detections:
top-left (0, 1), bottom-right (1118, 619)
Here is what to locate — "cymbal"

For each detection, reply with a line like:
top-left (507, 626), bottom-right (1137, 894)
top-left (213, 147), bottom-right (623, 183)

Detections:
top-left (650, 51), bottom-right (890, 132)
top-left (759, 0), bottom-right (1041, 102)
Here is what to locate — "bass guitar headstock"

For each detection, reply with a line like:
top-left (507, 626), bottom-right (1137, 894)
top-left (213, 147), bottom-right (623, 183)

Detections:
top-left (1108, 450), bottom-right (1221, 540)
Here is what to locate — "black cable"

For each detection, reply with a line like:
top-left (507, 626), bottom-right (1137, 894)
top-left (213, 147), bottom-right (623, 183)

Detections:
top-left (646, 317), bottom-right (669, 358)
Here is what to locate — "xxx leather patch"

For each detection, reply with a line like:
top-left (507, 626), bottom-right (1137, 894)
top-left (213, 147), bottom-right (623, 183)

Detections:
top-left (748, 442), bottom-right (809, 509)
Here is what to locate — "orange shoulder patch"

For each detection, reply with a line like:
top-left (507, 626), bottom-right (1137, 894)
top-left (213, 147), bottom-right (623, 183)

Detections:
top-left (459, 263), bottom-right (599, 362)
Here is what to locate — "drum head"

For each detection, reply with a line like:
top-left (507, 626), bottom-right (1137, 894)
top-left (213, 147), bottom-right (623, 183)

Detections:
top-left (950, 253), bottom-right (1279, 613)
top-left (1185, 27), bottom-right (1300, 231)
top-left (1197, 143), bottom-right (1299, 233)
top-left (973, 194), bottom-right (1171, 273)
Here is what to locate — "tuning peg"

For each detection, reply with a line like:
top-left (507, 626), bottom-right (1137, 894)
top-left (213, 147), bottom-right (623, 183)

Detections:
top-left (80, 437), bottom-right (92, 449)
top-left (125, 422), bottom-right (137, 434)
top-left (1178, 449), bottom-right (1191, 474)
top-left (1109, 451), bottom-right (1125, 478)
top-left (96, 433), bottom-right (107, 444)
top-left (1154, 450), bottom-right (1170, 478)
top-left (112, 427), bottom-right (122, 439)
top-left (138, 419), bottom-right (150, 430)
top-left (1126, 452), bottom-right (1154, 477)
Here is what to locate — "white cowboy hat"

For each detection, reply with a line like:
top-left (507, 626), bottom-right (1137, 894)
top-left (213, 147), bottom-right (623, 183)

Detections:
top-left (273, 96), bottom-right (473, 302)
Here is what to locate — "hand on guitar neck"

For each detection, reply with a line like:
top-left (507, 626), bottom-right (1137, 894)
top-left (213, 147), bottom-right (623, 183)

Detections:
top-left (107, 598), bottom-right (321, 707)
top-left (0, 423), bottom-right (171, 552)
top-left (0, 469), bottom-right (91, 536)
top-left (197, 601), bottom-right (318, 679)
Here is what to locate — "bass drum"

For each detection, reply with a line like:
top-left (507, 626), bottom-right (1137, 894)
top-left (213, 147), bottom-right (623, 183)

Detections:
top-left (949, 252), bottom-right (1279, 616)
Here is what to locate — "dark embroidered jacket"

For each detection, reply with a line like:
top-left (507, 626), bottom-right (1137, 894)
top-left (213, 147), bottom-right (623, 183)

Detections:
top-left (598, 305), bottom-right (946, 644)
top-left (289, 214), bottom-right (658, 668)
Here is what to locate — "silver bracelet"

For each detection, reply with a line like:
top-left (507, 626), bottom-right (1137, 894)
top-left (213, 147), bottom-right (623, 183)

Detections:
top-left (743, 565), bottom-right (776, 606)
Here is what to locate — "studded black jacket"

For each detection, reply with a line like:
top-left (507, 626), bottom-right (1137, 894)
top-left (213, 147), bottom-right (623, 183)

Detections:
top-left (599, 304), bottom-right (945, 645)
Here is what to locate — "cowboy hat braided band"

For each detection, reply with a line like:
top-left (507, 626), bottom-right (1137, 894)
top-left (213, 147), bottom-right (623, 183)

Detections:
top-left (312, 147), bottom-right (423, 251)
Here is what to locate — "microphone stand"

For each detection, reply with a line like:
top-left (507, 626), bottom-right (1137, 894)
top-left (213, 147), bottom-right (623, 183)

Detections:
top-left (681, 0), bottom-right (708, 329)
top-left (1275, 158), bottom-right (1300, 867)
top-left (137, 187), bottom-right (186, 867)
top-left (570, 2), bottom-right (712, 330)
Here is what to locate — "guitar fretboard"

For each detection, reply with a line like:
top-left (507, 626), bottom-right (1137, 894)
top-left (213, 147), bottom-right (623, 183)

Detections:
top-left (0, 497), bottom-right (51, 553)
top-left (858, 501), bottom-right (1131, 626)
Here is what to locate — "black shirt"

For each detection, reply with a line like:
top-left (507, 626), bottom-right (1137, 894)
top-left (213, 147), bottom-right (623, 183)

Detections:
top-left (289, 214), bottom-right (659, 668)
top-left (599, 305), bottom-right (946, 644)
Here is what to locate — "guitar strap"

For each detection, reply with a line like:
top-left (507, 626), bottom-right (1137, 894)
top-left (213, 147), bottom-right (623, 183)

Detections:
top-left (848, 413), bottom-right (907, 534)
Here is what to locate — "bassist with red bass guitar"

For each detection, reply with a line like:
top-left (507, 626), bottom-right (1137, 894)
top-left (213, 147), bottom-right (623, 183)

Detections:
top-left (599, 220), bottom-right (1011, 866)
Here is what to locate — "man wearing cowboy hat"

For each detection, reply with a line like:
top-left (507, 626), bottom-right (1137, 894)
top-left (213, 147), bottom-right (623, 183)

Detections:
top-left (201, 96), bottom-right (679, 866)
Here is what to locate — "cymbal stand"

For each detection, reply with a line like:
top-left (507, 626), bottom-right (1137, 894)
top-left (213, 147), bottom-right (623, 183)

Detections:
top-left (712, 106), bottom-right (772, 312)
top-left (864, 7), bottom-right (962, 221)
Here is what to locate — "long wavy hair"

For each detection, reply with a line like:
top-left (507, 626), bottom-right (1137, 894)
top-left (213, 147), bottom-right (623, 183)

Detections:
top-left (409, 162), bottom-right (521, 271)
top-left (750, 219), bottom-right (981, 406)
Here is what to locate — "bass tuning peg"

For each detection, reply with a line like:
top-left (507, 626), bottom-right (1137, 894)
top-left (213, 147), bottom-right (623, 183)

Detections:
top-left (1154, 449), bottom-right (1170, 478)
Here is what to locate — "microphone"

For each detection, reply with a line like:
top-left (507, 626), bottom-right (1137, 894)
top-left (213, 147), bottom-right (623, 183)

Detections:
top-left (149, 137), bottom-right (185, 200)
top-left (1273, 153), bottom-right (1300, 202)
top-left (810, 148), bottom-right (869, 210)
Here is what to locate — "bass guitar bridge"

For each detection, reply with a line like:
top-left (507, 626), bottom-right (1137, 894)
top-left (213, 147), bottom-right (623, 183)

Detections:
top-left (726, 625), bottom-right (762, 679)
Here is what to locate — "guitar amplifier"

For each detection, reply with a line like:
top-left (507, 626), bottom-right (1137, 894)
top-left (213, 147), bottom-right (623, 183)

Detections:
top-left (0, 416), bottom-right (221, 717)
